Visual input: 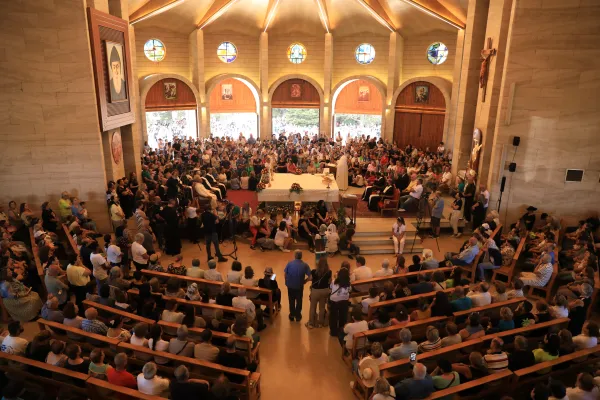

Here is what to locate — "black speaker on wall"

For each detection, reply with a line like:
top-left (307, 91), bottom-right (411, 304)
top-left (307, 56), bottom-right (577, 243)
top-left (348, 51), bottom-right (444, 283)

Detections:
top-left (500, 176), bottom-right (506, 192)
top-left (513, 136), bottom-right (521, 146)
top-left (508, 162), bottom-right (517, 172)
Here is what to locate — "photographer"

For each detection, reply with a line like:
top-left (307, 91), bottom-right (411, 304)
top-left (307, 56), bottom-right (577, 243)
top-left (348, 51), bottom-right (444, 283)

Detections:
top-left (429, 191), bottom-right (444, 238)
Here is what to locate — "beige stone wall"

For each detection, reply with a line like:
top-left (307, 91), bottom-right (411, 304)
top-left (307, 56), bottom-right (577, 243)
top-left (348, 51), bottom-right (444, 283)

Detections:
top-left (204, 33), bottom-right (260, 86)
top-left (268, 34), bottom-right (325, 89)
top-left (331, 34), bottom-right (389, 88)
top-left (0, 0), bottom-right (111, 230)
top-left (402, 30), bottom-right (457, 83)
top-left (135, 29), bottom-right (190, 80)
top-left (488, 0), bottom-right (600, 225)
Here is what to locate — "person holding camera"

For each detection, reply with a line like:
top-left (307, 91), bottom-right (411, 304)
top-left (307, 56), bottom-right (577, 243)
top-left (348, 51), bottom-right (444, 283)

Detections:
top-left (429, 191), bottom-right (444, 238)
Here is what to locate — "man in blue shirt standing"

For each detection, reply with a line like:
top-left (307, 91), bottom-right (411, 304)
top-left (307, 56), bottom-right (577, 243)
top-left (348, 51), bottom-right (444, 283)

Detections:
top-left (284, 250), bottom-right (311, 321)
top-left (429, 190), bottom-right (444, 238)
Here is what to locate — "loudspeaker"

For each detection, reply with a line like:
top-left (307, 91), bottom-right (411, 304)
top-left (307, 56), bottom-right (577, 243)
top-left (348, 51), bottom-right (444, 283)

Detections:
top-left (513, 136), bottom-right (520, 146)
top-left (508, 162), bottom-right (517, 172)
top-left (500, 176), bottom-right (506, 192)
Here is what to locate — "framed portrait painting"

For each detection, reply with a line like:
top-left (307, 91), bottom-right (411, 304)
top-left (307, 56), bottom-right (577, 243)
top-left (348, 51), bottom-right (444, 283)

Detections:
top-left (290, 83), bottom-right (301, 98)
top-left (358, 85), bottom-right (370, 102)
top-left (415, 85), bottom-right (429, 104)
top-left (221, 84), bottom-right (233, 100)
top-left (164, 82), bottom-right (177, 100)
top-left (105, 41), bottom-right (128, 103)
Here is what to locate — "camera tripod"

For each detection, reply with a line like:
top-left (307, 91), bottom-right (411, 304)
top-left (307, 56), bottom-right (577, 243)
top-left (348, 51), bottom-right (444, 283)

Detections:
top-left (409, 194), bottom-right (440, 253)
top-left (219, 207), bottom-right (239, 260)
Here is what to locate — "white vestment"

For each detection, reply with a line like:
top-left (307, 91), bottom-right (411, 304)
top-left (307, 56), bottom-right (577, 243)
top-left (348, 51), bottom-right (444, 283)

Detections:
top-left (336, 155), bottom-right (349, 190)
top-left (193, 182), bottom-right (217, 209)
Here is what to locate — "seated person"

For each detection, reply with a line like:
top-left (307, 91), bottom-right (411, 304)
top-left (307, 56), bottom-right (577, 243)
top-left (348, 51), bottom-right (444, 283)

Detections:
top-left (445, 237), bottom-right (480, 266)
top-left (398, 179), bottom-right (424, 212)
top-left (519, 254), bottom-right (553, 288)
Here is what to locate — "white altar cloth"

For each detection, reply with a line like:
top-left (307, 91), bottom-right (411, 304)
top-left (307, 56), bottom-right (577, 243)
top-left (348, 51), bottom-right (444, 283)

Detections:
top-left (257, 173), bottom-right (339, 203)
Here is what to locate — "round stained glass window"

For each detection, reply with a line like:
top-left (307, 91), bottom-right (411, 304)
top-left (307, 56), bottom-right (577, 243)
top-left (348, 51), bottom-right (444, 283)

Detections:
top-left (287, 43), bottom-right (307, 64)
top-left (427, 42), bottom-right (448, 65)
top-left (217, 42), bottom-right (237, 63)
top-left (144, 39), bottom-right (165, 62)
top-left (355, 43), bottom-right (375, 65)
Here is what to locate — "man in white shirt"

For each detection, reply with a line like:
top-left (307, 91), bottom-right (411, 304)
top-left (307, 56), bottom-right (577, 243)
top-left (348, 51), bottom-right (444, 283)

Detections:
top-left (90, 243), bottom-right (109, 288)
top-left (0, 321), bottom-right (28, 355)
top-left (466, 282), bottom-right (492, 307)
top-left (342, 306), bottom-right (369, 351)
top-left (566, 373), bottom-right (599, 400)
top-left (105, 234), bottom-right (122, 266)
top-left (131, 233), bottom-right (149, 271)
top-left (203, 259), bottom-right (223, 282)
top-left (232, 287), bottom-right (256, 322)
top-left (439, 166), bottom-right (453, 192)
top-left (137, 362), bottom-right (170, 396)
top-left (399, 178), bottom-right (423, 212)
top-left (186, 258), bottom-right (205, 278)
top-left (374, 259), bottom-right (393, 277)
top-left (351, 256), bottom-right (373, 293)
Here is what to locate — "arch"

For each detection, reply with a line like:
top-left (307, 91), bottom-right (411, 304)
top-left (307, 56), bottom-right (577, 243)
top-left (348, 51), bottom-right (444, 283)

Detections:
top-left (331, 75), bottom-right (386, 112)
top-left (139, 73), bottom-right (201, 141)
top-left (391, 76), bottom-right (452, 147)
top-left (206, 74), bottom-right (261, 114)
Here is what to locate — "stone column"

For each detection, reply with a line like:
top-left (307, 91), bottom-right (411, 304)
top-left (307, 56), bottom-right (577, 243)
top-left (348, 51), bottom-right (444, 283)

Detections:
top-left (384, 32), bottom-right (403, 142)
top-left (449, 0), bottom-right (490, 179)
top-left (189, 29), bottom-right (207, 138)
top-left (259, 32), bottom-right (270, 140)
top-left (322, 33), bottom-right (333, 137)
top-left (475, 0), bottom-right (514, 187)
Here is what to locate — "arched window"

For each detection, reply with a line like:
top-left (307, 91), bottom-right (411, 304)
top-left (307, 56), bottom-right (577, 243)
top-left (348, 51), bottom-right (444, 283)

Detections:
top-left (355, 43), bottom-right (375, 65)
top-left (144, 39), bottom-right (165, 62)
top-left (427, 42), bottom-right (448, 65)
top-left (217, 42), bottom-right (237, 63)
top-left (287, 43), bottom-right (307, 64)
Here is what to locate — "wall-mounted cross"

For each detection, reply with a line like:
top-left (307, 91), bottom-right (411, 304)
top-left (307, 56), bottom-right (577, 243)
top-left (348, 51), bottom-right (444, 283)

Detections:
top-left (480, 37), bottom-right (497, 102)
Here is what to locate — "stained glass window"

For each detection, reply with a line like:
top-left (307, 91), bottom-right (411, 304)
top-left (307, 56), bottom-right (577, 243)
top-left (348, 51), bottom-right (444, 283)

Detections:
top-left (217, 42), bottom-right (237, 63)
top-left (427, 42), bottom-right (448, 65)
top-left (287, 43), bottom-right (307, 64)
top-left (144, 39), bottom-right (165, 62)
top-left (355, 43), bottom-right (375, 65)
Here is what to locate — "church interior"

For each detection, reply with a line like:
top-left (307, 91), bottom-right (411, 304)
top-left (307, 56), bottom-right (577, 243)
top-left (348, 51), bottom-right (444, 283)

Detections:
top-left (0, 0), bottom-right (599, 399)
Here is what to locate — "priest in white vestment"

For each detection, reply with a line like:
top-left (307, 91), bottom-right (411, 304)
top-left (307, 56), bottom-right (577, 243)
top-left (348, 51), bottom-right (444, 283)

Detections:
top-left (193, 176), bottom-right (217, 209)
top-left (336, 153), bottom-right (349, 191)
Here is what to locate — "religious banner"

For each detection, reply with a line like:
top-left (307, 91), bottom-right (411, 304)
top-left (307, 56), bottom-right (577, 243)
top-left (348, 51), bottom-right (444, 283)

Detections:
top-left (163, 81), bottom-right (177, 100)
top-left (358, 85), bottom-right (370, 102)
top-left (111, 130), bottom-right (122, 164)
top-left (415, 85), bottom-right (429, 104)
top-left (105, 41), bottom-right (128, 103)
top-left (468, 128), bottom-right (482, 174)
top-left (290, 83), bottom-right (301, 98)
top-left (221, 83), bottom-right (233, 100)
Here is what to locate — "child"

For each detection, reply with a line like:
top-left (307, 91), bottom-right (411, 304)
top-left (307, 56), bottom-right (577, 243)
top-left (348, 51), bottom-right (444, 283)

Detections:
top-left (535, 300), bottom-right (551, 323)
top-left (88, 348), bottom-right (112, 380)
top-left (506, 278), bottom-right (524, 299)
top-left (282, 211), bottom-right (297, 244)
top-left (492, 281), bottom-right (507, 303)
top-left (498, 307), bottom-right (515, 332)
top-left (361, 287), bottom-right (380, 315)
top-left (46, 340), bottom-right (67, 366)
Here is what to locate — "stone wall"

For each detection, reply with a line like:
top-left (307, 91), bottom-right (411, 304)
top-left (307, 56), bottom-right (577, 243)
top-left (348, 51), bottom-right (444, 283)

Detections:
top-left (331, 34), bottom-right (389, 88)
top-left (488, 0), bottom-right (600, 225)
top-left (402, 30), bottom-right (457, 83)
top-left (204, 33), bottom-right (260, 85)
top-left (135, 28), bottom-right (190, 80)
top-left (0, 0), bottom-right (111, 231)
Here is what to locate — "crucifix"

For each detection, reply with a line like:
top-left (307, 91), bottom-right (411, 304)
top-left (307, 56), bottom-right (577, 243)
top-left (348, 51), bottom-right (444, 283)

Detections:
top-left (480, 37), bottom-right (497, 102)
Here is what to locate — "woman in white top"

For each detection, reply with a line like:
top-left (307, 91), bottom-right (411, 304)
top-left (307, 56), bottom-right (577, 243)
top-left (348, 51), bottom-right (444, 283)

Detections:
top-left (148, 324), bottom-right (170, 365)
top-left (274, 221), bottom-right (292, 252)
top-left (226, 261), bottom-right (243, 284)
top-left (549, 294), bottom-right (569, 319)
top-left (392, 217), bottom-right (406, 255)
top-left (325, 223), bottom-right (340, 255)
top-left (240, 266), bottom-right (259, 299)
top-left (329, 268), bottom-right (351, 337)
top-left (240, 171), bottom-right (250, 190)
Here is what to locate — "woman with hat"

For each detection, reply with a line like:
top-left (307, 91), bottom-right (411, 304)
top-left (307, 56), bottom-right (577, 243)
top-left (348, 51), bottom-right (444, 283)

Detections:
top-left (515, 206), bottom-right (537, 231)
top-left (350, 357), bottom-right (380, 392)
top-left (258, 267), bottom-right (281, 313)
top-left (185, 283), bottom-right (202, 302)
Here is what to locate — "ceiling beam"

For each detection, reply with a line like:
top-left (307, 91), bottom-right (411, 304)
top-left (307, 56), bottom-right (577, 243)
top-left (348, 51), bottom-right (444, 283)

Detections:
top-left (355, 0), bottom-right (396, 32)
top-left (263, 0), bottom-right (282, 32)
top-left (314, 0), bottom-right (330, 33)
top-left (399, 0), bottom-right (466, 30)
top-left (129, 0), bottom-right (186, 25)
top-left (197, 0), bottom-right (240, 29)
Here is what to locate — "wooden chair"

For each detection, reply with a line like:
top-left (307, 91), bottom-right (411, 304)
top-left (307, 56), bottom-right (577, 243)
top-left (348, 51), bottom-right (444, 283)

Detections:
top-left (380, 188), bottom-right (400, 216)
top-left (62, 223), bottom-right (79, 254)
top-left (492, 237), bottom-right (526, 284)
top-left (526, 263), bottom-right (558, 302)
top-left (459, 224), bottom-right (502, 283)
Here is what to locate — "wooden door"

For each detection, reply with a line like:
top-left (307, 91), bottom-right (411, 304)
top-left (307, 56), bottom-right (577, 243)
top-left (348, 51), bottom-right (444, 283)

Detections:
top-left (394, 112), bottom-right (422, 148)
top-left (420, 113), bottom-right (445, 149)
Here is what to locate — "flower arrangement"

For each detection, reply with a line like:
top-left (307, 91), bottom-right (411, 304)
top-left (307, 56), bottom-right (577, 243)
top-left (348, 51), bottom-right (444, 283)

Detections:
top-left (289, 183), bottom-right (303, 194)
top-left (256, 182), bottom-right (266, 193)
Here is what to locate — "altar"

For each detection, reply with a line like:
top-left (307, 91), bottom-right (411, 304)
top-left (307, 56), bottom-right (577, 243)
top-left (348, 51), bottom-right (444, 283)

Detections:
top-left (257, 173), bottom-right (339, 203)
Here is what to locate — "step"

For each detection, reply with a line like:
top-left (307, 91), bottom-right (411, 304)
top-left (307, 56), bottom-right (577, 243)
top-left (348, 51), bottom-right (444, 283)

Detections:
top-left (351, 243), bottom-right (424, 255)
top-left (352, 234), bottom-right (417, 246)
top-left (411, 220), bottom-right (466, 229)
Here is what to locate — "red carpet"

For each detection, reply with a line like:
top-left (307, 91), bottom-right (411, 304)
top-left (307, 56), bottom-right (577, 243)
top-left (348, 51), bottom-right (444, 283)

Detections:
top-left (227, 189), bottom-right (259, 212)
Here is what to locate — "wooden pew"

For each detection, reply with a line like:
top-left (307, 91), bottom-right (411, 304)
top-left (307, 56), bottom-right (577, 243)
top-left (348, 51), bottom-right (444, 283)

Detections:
top-left (426, 370), bottom-right (513, 400)
top-left (62, 223), bottom-right (80, 254)
top-left (367, 288), bottom-right (454, 320)
top-left (127, 288), bottom-right (246, 319)
top-left (0, 351), bottom-right (89, 398)
top-left (511, 345), bottom-right (600, 388)
top-left (157, 320), bottom-right (260, 363)
top-left (492, 237), bottom-right (526, 284)
top-left (87, 377), bottom-right (165, 400)
top-left (453, 297), bottom-right (524, 324)
top-left (586, 273), bottom-right (600, 319)
top-left (82, 299), bottom-right (156, 327)
top-left (351, 316), bottom-right (449, 360)
top-left (458, 224), bottom-right (502, 283)
top-left (38, 318), bottom-right (121, 351)
top-left (29, 226), bottom-right (46, 282)
top-left (350, 267), bottom-right (453, 298)
top-left (117, 342), bottom-right (260, 400)
top-left (141, 269), bottom-right (277, 322)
